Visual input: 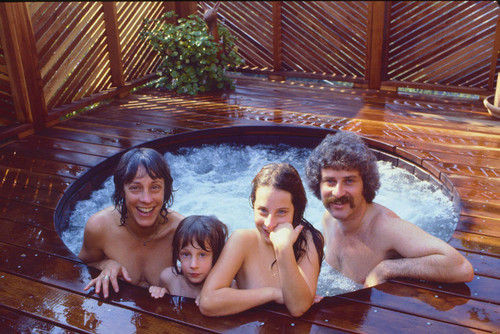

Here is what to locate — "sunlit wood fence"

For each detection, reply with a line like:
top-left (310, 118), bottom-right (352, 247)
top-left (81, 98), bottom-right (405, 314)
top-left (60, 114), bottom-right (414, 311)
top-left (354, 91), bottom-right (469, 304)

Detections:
top-left (0, 1), bottom-right (498, 141)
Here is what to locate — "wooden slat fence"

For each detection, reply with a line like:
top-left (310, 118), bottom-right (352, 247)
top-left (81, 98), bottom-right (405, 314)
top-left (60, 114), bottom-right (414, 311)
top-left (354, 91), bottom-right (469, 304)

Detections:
top-left (215, 0), bottom-right (499, 92)
top-left (0, 42), bottom-right (14, 126)
top-left (0, 1), bottom-right (498, 141)
top-left (32, 2), bottom-right (112, 111)
top-left (116, 1), bottom-right (164, 82)
top-left (217, 1), bottom-right (274, 70)
top-left (385, 1), bottom-right (500, 90)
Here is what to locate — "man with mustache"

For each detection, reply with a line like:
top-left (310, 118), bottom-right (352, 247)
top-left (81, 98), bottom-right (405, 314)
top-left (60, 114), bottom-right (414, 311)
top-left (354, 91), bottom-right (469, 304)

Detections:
top-left (305, 131), bottom-right (474, 287)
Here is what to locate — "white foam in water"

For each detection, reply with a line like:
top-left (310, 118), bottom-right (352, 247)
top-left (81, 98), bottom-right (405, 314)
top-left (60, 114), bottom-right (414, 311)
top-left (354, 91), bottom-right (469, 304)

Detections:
top-left (63, 143), bottom-right (458, 296)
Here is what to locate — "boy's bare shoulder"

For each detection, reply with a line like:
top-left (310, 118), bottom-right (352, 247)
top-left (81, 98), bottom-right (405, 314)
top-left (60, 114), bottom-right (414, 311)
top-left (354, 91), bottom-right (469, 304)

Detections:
top-left (160, 267), bottom-right (179, 283)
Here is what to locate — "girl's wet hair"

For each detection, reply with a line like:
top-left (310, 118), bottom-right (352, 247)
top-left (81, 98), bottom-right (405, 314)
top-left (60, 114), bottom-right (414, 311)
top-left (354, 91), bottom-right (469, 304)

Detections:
top-left (250, 163), bottom-right (324, 266)
top-left (172, 215), bottom-right (228, 275)
top-left (305, 131), bottom-right (380, 203)
top-left (112, 147), bottom-right (174, 225)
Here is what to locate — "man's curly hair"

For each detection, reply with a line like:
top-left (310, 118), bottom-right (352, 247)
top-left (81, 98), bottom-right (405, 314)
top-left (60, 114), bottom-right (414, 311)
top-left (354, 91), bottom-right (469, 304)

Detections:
top-left (305, 131), bottom-right (380, 203)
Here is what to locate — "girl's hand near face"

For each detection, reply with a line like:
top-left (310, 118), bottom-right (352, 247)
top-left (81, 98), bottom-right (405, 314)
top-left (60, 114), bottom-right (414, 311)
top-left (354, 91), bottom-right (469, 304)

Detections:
top-left (270, 224), bottom-right (303, 251)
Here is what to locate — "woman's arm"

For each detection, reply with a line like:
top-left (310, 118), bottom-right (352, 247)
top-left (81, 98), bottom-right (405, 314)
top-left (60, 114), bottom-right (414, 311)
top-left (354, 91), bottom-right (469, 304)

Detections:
top-left (199, 230), bottom-right (282, 316)
top-left (272, 224), bottom-right (320, 317)
top-left (78, 211), bottom-right (131, 298)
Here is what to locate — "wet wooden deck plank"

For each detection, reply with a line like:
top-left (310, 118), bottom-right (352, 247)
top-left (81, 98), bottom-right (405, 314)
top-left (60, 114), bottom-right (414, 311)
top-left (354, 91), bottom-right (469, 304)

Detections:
top-left (228, 75), bottom-right (490, 113)
top-left (4, 143), bottom-right (107, 168)
top-left (451, 231), bottom-right (500, 257)
top-left (0, 166), bottom-right (74, 195)
top-left (72, 114), bottom-right (192, 135)
top-left (0, 255), bottom-right (482, 334)
top-left (271, 296), bottom-right (491, 333)
top-left (35, 127), bottom-right (145, 149)
top-left (338, 282), bottom-right (499, 333)
top-left (80, 109), bottom-right (239, 131)
top-left (0, 243), bottom-right (339, 333)
top-left (0, 201), bottom-right (55, 229)
top-left (392, 275), bottom-right (500, 306)
top-left (0, 307), bottom-right (81, 334)
top-left (0, 221), bottom-right (72, 258)
top-left (0, 271), bottom-right (214, 334)
top-left (1, 77), bottom-right (499, 332)
top-left (457, 216), bottom-right (500, 238)
top-left (0, 185), bottom-right (63, 210)
top-left (0, 152), bottom-right (87, 179)
top-left (55, 119), bottom-right (169, 142)
top-left (23, 135), bottom-right (125, 157)
top-left (194, 85), bottom-right (498, 135)
top-left (447, 232), bottom-right (500, 259)
top-left (463, 252), bottom-right (500, 278)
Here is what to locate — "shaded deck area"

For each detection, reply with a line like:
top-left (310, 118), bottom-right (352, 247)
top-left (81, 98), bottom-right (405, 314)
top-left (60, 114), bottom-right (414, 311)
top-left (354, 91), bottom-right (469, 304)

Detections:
top-left (1, 75), bottom-right (499, 333)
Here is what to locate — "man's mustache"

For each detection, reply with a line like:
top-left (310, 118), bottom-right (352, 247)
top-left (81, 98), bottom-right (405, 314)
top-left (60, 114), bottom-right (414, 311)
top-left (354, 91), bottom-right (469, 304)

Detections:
top-left (325, 195), bottom-right (354, 208)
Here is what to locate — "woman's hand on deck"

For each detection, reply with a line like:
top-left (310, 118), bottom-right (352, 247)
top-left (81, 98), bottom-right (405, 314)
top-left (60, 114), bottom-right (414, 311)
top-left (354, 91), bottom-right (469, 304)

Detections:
top-left (84, 259), bottom-right (131, 298)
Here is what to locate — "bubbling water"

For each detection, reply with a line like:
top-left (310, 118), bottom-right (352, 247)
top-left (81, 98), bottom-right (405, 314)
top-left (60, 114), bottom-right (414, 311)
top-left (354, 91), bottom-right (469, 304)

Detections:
top-left (63, 143), bottom-right (458, 296)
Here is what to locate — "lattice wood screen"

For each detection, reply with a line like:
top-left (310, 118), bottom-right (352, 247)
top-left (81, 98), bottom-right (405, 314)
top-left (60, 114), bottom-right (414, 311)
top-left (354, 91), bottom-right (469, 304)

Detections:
top-left (0, 42), bottom-right (14, 126)
top-left (387, 1), bottom-right (498, 89)
top-left (28, 2), bottom-right (166, 112)
top-left (202, 1), bottom-right (369, 77)
top-left (116, 1), bottom-right (163, 82)
top-left (281, 1), bottom-right (367, 77)
top-left (211, 1), bottom-right (274, 69)
top-left (203, 1), bottom-right (499, 89)
top-left (202, 1), bottom-right (368, 79)
top-left (29, 2), bottom-right (112, 110)
top-left (1, 1), bottom-right (499, 132)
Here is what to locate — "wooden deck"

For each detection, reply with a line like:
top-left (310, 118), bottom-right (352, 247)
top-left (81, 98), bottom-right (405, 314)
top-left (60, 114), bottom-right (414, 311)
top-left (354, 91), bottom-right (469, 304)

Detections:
top-left (1, 74), bottom-right (499, 333)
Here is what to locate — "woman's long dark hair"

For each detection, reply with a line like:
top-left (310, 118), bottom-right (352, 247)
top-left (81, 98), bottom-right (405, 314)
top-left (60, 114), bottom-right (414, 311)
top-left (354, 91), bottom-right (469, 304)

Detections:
top-left (112, 147), bottom-right (174, 226)
top-left (250, 163), bottom-right (324, 267)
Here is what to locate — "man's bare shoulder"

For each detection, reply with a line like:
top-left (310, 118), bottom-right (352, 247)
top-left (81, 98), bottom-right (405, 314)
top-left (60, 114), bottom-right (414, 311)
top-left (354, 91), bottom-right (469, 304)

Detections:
top-left (369, 203), bottom-right (421, 237)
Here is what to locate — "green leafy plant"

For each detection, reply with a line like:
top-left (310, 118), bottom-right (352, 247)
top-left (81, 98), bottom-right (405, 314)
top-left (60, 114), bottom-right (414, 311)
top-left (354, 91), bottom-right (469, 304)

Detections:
top-left (141, 11), bottom-right (243, 95)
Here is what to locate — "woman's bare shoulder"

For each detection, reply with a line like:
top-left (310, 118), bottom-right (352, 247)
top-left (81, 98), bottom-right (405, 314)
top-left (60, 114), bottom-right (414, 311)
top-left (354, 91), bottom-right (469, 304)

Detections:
top-left (228, 229), bottom-right (258, 243)
top-left (85, 206), bottom-right (118, 230)
top-left (167, 209), bottom-right (185, 226)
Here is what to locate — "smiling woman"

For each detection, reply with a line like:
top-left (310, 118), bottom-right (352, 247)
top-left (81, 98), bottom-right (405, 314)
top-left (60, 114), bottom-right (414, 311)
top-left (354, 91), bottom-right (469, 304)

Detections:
top-left (77, 147), bottom-right (184, 298)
